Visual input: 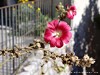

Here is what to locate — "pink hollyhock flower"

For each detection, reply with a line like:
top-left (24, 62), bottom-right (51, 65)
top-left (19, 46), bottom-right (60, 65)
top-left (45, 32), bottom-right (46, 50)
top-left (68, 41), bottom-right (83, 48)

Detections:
top-left (66, 5), bottom-right (76, 19)
top-left (44, 20), bottom-right (72, 48)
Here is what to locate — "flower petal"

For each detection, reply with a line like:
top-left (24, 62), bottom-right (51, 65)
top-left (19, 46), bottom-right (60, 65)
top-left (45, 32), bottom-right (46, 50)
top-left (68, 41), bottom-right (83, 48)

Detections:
top-left (56, 38), bottom-right (63, 48)
top-left (58, 21), bottom-right (71, 31)
top-left (44, 28), bottom-right (53, 43)
top-left (66, 11), bottom-right (74, 19)
top-left (47, 20), bottom-right (59, 30)
top-left (50, 37), bottom-right (56, 47)
top-left (61, 31), bottom-right (72, 44)
top-left (70, 5), bottom-right (76, 10)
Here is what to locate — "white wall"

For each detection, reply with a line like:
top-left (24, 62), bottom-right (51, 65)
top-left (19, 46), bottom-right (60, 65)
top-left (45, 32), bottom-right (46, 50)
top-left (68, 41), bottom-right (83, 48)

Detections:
top-left (73, 0), bottom-right (89, 28)
top-left (97, 0), bottom-right (100, 13)
top-left (73, 0), bottom-right (100, 28)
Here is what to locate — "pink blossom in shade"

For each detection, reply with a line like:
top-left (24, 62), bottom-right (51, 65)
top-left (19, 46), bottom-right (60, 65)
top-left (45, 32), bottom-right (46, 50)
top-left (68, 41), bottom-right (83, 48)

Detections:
top-left (66, 5), bottom-right (76, 19)
top-left (44, 20), bottom-right (72, 48)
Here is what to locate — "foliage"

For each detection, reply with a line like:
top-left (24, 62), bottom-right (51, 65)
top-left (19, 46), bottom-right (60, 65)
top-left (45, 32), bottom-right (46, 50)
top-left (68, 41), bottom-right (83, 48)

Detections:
top-left (34, 11), bottom-right (52, 36)
top-left (9, 1), bottom-right (51, 36)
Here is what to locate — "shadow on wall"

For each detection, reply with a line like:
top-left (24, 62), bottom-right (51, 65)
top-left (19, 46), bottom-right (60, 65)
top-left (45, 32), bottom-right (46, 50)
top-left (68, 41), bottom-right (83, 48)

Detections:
top-left (71, 0), bottom-right (100, 75)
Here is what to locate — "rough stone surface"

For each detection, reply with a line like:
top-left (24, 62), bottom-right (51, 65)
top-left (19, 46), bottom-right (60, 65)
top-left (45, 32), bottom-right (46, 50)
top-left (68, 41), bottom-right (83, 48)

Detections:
top-left (16, 45), bottom-right (72, 75)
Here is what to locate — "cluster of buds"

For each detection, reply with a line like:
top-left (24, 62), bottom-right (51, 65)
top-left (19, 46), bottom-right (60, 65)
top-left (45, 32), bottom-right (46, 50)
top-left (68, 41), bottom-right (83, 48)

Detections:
top-left (42, 50), bottom-right (95, 68)
top-left (60, 53), bottom-right (79, 65)
top-left (56, 2), bottom-right (76, 20)
top-left (78, 54), bottom-right (95, 67)
top-left (59, 53), bottom-right (95, 67)
top-left (40, 51), bottom-right (95, 73)
top-left (0, 40), bottom-right (95, 70)
top-left (0, 39), bottom-right (45, 58)
top-left (56, 2), bottom-right (66, 20)
top-left (29, 39), bottom-right (45, 49)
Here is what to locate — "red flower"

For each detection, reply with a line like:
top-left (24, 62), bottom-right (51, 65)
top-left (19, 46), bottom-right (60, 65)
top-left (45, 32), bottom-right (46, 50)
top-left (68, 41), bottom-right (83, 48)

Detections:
top-left (66, 5), bottom-right (76, 19)
top-left (44, 20), bottom-right (72, 48)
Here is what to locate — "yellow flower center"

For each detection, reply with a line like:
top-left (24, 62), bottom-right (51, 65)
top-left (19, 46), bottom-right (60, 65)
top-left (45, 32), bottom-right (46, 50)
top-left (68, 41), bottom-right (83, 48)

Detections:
top-left (53, 31), bottom-right (62, 38)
